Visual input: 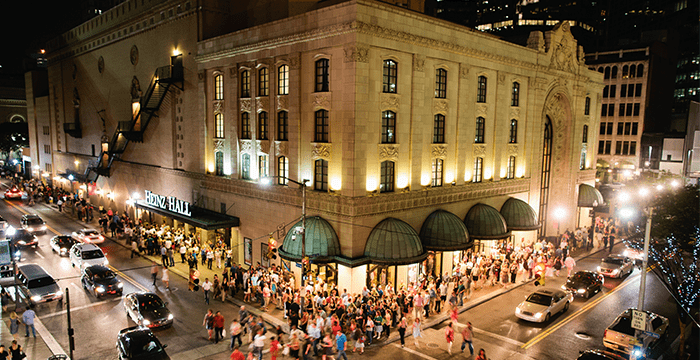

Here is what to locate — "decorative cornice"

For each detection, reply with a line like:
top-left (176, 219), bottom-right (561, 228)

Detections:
top-left (380, 93), bottom-right (400, 112)
top-left (473, 144), bottom-right (486, 157)
top-left (0, 99), bottom-right (27, 107)
top-left (344, 45), bottom-right (369, 63)
top-left (311, 142), bottom-right (332, 160)
top-left (378, 144), bottom-right (399, 161)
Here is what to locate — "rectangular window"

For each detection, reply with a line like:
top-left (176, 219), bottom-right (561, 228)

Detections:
top-left (215, 152), bottom-right (224, 176)
top-left (435, 69), bottom-right (447, 98)
top-left (277, 156), bottom-right (288, 185)
top-left (598, 140), bottom-right (605, 154)
top-left (619, 103), bottom-right (626, 117)
top-left (258, 68), bottom-right (269, 96)
top-left (582, 125), bottom-right (588, 143)
top-left (622, 141), bottom-right (629, 155)
top-left (278, 65), bottom-right (289, 95)
top-left (241, 112), bottom-right (251, 139)
top-left (214, 113), bottom-right (224, 138)
top-left (633, 103), bottom-right (640, 116)
top-left (511, 82), bottom-right (520, 106)
top-left (241, 154), bottom-right (250, 180)
top-left (605, 140), bottom-right (611, 154)
top-left (258, 111), bottom-right (268, 140)
top-left (472, 157), bottom-right (483, 183)
top-left (632, 122), bottom-right (638, 135)
top-left (620, 84), bottom-right (627, 98)
top-left (509, 119), bottom-right (518, 143)
top-left (608, 104), bottom-right (615, 117)
top-left (601, 104), bottom-right (608, 117)
top-left (214, 74), bottom-right (224, 100)
top-left (382, 111), bottom-right (396, 144)
top-left (624, 122), bottom-right (631, 135)
top-left (629, 141), bottom-right (636, 155)
top-left (44, 144), bottom-right (51, 154)
top-left (45, 163), bottom-right (52, 173)
top-left (314, 110), bottom-right (329, 142)
top-left (506, 156), bottom-right (515, 179)
top-left (315, 59), bottom-right (329, 92)
top-left (584, 97), bottom-right (590, 115)
top-left (580, 150), bottom-right (586, 170)
top-left (433, 114), bottom-right (445, 143)
top-left (607, 122), bottom-right (613, 135)
top-left (432, 159), bottom-right (443, 187)
top-left (615, 141), bottom-right (622, 155)
top-left (383, 60), bottom-right (397, 93)
top-left (475, 117), bottom-right (485, 143)
top-left (626, 103), bottom-right (633, 116)
top-left (258, 154), bottom-right (268, 178)
top-left (599, 122), bottom-right (606, 135)
top-left (610, 85), bottom-right (616, 98)
top-left (277, 111), bottom-right (288, 141)
top-left (635, 83), bottom-right (642, 97)
top-left (42, 126), bottom-right (50, 135)
top-left (477, 76), bottom-right (487, 103)
top-left (603, 85), bottom-right (609, 98)
top-left (380, 161), bottom-right (395, 193)
top-left (617, 122), bottom-right (624, 135)
top-left (240, 70), bottom-right (250, 98)
top-left (314, 159), bottom-right (328, 191)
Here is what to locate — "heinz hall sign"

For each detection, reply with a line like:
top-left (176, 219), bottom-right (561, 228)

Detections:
top-left (144, 190), bottom-right (192, 217)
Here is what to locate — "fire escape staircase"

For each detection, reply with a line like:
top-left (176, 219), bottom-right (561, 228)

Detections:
top-left (86, 56), bottom-right (183, 182)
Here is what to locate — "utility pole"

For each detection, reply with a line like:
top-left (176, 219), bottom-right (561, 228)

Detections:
top-left (638, 207), bottom-right (652, 311)
top-left (66, 288), bottom-right (75, 360)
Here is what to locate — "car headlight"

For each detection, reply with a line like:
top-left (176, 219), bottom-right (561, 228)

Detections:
top-left (27, 227), bottom-right (34, 232)
top-left (31, 295), bottom-right (41, 302)
top-left (596, 266), bottom-right (602, 272)
top-left (167, 314), bottom-right (174, 320)
top-left (515, 307), bottom-right (521, 314)
top-left (6, 227), bottom-right (15, 236)
top-left (577, 289), bottom-right (586, 294)
top-left (99, 235), bottom-right (104, 241)
top-left (632, 348), bottom-right (644, 358)
top-left (612, 269), bottom-right (620, 275)
top-left (40, 226), bottom-right (47, 230)
top-left (103, 259), bottom-right (109, 265)
top-left (117, 282), bottom-right (123, 288)
top-left (56, 290), bottom-right (63, 297)
top-left (96, 287), bottom-right (105, 293)
top-left (18, 241), bottom-right (26, 245)
top-left (60, 248), bottom-right (67, 253)
top-left (534, 312), bottom-right (543, 318)
top-left (561, 285), bottom-right (567, 290)
top-left (142, 319), bottom-right (151, 326)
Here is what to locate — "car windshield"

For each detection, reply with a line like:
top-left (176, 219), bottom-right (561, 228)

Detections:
top-left (94, 270), bottom-right (115, 280)
top-left (58, 238), bottom-right (74, 246)
top-left (125, 333), bottom-right (164, 357)
top-left (139, 295), bottom-right (166, 310)
top-left (571, 273), bottom-right (592, 282)
top-left (28, 276), bottom-right (56, 288)
top-left (526, 293), bottom-right (553, 306)
top-left (26, 219), bottom-right (43, 225)
top-left (82, 250), bottom-right (104, 260)
top-left (83, 230), bottom-right (99, 236)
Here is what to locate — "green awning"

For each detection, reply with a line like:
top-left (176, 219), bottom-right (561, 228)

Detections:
top-left (578, 184), bottom-right (604, 207)
top-left (279, 216), bottom-right (341, 263)
top-left (464, 203), bottom-right (511, 240)
top-left (364, 218), bottom-right (427, 265)
top-left (500, 198), bottom-right (541, 231)
top-left (419, 210), bottom-right (472, 251)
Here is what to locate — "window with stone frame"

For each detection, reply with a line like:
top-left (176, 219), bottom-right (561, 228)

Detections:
top-left (433, 114), bottom-right (445, 144)
top-left (477, 75), bottom-right (487, 103)
top-left (214, 113), bottom-right (224, 138)
top-left (258, 154), bottom-right (268, 178)
top-left (382, 111), bottom-right (396, 144)
top-left (277, 111), bottom-right (288, 141)
top-left (258, 67), bottom-right (269, 96)
top-left (314, 110), bottom-right (329, 143)
top-left (240, 70), bottom-right (250, 98)
top-left (432, 158), bottom-right (443, 187)
top-left (506, 156), bottom-right (516, 179)
top-left (214, 74), bottom-right (224, 100)
top-left (380, 160), bottom-right (395, 193)
top-left (278, 65), bottom-right (289, 95)
top-left (241, 153), bottom-right (251, 180)
top-left (511, 82), bottom-right (520, 106)
top-left (315, 59), bottom-right (329, 92)
top-left (314, 159), bottom-right (328, 191)
top-left (241, 112), bottom-right (251, 139)
top-left (383, 60), bottom-right (397, 93)
top-left (435, 68), bottom-right (447, 98)
top-left (472, 157), bottom-right (483, 183)
top-left (475, 117), bottom-right (485, 143)
top-left (509, 119), bottom-right (517, 144)
top-left (277, 156), bottom-right (288, 185)
top-left (258, 111), bottom-right (269, 140)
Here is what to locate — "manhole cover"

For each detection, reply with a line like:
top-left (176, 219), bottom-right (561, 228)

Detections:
top-left (575, 332), bottom-right (591, 340)
top-left (426, 343), bottom-right (440, 349)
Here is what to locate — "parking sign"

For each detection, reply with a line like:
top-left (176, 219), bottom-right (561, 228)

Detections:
top-left (632, 310), bottom-right (647, 331)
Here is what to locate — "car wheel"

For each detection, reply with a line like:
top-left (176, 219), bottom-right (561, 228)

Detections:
top-left (563, 301), bottom-right (570, 312)
top-left (82, 280), bottom-right (87, 290)
top-left (544, 313), bottom-right (550, 322)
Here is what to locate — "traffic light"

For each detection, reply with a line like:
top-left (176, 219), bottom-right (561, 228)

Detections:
top-left (267, 235), bottom-right (278, 260)
top-left (534, 273), bottom-right (545, 286)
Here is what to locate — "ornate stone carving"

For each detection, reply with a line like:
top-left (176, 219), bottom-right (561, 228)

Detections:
top-left (344, 45), bottom-right (369, 63)
top-left (288, 54), bottom-right (301, 69)
top-left (198, 71), bottom-right (205, 82)
top-left (413, 55), bottom-right (425, 72)
top-left (460, 64), bottom-right (470, 79)
top-left (535, 77), bottom-right (549, 91)
top-left (549, 22), bottom-right (578, 72)
top-left (275, 141), bottom-right (288, 156)
top-left (498, 73), bottom-right (506, 85)
top-left (240, 99), bottom-right (251, 112)
top-left (473, 144), bottom-right (486, 157)
top-left (510, 107), bottom-right (521, 119)
top-left (240, 140), bottom-right (254, 154)
top-left (313, 93), bottom-right (331, 109)
top-left (130, 76), bottom-right (141, 100)
top-left (476, 104), bottom-right (488, 117)
top-left (432, 144), bottom-right (448, 159)
top-left (257, 140), bottom-right (270, 154)
top-left (507, 144), bottom-right (518, 156)
top-left (130, 45), bottom-right (139, 65)
top-left (545, 93), bottom-right (566, 125)
top-left (256, 97), bottom-right (269, 112)
top-left (277, 95), bottom-right (288, 111)
top-left (312, 143), bottom-right (331, 160)
top-left (98, 56), bottom-right (104, 74)
top-left (433, 100), bottom-right (448, 114)
top-left (380, 93), bottom-right (400, 111)
top-left (214, 139), bottom-right (225, 152)
top-left (213, 100), bottom-right (224, 114)
top-left (229, 68), bottom-right (237, 79)
top-left (378, 144), bottom-right (399, 161)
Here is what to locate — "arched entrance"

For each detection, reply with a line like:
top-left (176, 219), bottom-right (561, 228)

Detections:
top-left (538, 117), bottom-right (552, 238)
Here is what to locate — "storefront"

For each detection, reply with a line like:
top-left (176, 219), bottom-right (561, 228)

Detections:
top-left (500, 197), bottom-right (542, 247)
top-left (577, 184), bottom-right (604, 228)
top-left (464, 203), bottom-right (512, 257)
top-left (419, 209), bottom-right (473, 280)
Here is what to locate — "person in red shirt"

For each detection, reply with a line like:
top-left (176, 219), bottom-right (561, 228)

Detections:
top-left (269, 336), bottom-right (280, 360)
top-left (230, 345), bottom-right (245, 360)
top-left (214, 311), bottom-right (226, 344)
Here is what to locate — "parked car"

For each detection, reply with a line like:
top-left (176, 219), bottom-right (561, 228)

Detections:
top-left (603, 308), bottom-right (669, 359)
top-left (6, 226), bottom-right (38, 248)
top-left (577, 349), bottom-right (626, 360)
top-left (124, 292), bottom-right (173, 328)
top-left (50, 235), bottom-right (78, 256)
top-left (71, 228), bottom-right (105, 244)
top-left (597, 255), bottom-right (634, 278)
top-left (4, 187), bottom-right (22, 199)
top-left (17, 264), bottom-right (63, 305)
top-left (116, 326), bottom-right (170, 360)
top-left (70, 243), bottom-right (108, 270)
top-left (81, 265), bottom-right (123, 298)
top-left (562, 270), bottom-right (604, 298)
top-left (622, 246), bottom-right (644, 264)
top-left (515, 288), bottom-right (573, 323)
top-left (20, 214), bottom-right (47, 235)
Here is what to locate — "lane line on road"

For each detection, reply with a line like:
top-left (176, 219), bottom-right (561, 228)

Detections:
top-left (38, 297), bottom-right (122, 319)
top-left (36, 252), bottom-right (44, 259)
top-left (473, 326), bottom-right (525, 347)
top-left (3, 199), bottom-right (63, 236)
top-left (393, 343), bottom-right (440, 360)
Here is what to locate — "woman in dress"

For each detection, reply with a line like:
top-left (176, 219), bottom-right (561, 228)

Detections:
top-left (8, 312), bottom-right (20, 341)
top-left (445, 321), bottom-right (455, 355)
top-left (411, 317), bottom-right (422, 348)
top-left (8, 340), bottom-right (23, 360)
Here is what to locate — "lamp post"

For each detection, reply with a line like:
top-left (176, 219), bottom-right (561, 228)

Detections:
top-left (638, 207), bottom-right (652, 310)
top-left (261, 176), bottom-right (310, 286)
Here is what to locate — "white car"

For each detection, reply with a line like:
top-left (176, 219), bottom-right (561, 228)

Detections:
top-left (515, 288), bottom-right (573, 323)
top-left (597, 255), bottom-right (634, 278)
top-left (69, 243), bottom-right (108, 270)
top-left (71, 229), bottom-right (105, 244)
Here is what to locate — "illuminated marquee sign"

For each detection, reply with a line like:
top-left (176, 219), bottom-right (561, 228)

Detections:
top-left (144, 190), bottom-right (191, 217)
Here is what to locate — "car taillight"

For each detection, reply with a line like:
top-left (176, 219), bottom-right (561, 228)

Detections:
top-left (99, 235), bottom-right (104, 240)
top-left (604, 330), bottom-right (607, 338)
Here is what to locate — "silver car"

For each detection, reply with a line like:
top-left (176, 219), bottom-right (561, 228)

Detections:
top-left (597, 255), bottom-right (634, 278)
top-left (515, 288), bottom-right (573, 322)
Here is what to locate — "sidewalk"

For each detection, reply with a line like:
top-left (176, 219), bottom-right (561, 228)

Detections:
top-left (0, 311), bottom-right (62, 360)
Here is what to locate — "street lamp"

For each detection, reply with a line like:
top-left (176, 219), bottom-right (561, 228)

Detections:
top-left (553, 207), bottom-right (566, 237)
top-left (261, 176), bottom-right (310, 285)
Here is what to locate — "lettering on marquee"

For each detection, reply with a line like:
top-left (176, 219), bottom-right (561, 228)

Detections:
top-left (144, 190), bottom-right (192, 217)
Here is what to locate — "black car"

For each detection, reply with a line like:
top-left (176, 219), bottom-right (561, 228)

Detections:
top-left (124, 292), bottom-right (173, 328)
top-left (116, 326), bottom-right (170, 360)
top-left (577, 349), bottom-right (626, 360)
top-left (562, 270), bottom-right (604, 298)
top-left (81, 265), bottom-right (123, 298)
top-left (8, 227), bottom-right (38, 248)
top-left (50, 235), bottom-right (77, 256)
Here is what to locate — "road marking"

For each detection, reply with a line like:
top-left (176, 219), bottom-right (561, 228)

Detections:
top-left (3, 199), bottom-right (62, 236)
top-left (473, 326), bottom-right (525, 347)
top-left (36, 252), bottom-right (44, 259)
top-left (110, 265), bottom-right (149, 292)
top-left (38, 297), bottom-right (122, 319)
top-left (393, 343), bottom-right (440, 360)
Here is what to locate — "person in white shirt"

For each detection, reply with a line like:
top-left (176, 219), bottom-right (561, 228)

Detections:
top-left (202, 278), bottom-right (212, 304)
top-left (253, 329), bottom-right (266, 360)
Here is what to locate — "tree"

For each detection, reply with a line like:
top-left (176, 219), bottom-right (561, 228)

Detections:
top-left (0, 121), bottom-right (28, 159)
top-left (650, 184), bottom-right (699, 251)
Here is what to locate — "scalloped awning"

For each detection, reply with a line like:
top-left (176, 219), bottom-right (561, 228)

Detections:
top-left (500, 198), bottom-right (541, 231)
top-left (279, 216), bottom-right (341, 263)
top-left (364, 218), bottom-right (427, 265)
top-left (464, 203), bottom-right (511, 240)
top-left (578, 184), bottom-right (604, 207)
top-left (419, 210), bottom-right (472, 251)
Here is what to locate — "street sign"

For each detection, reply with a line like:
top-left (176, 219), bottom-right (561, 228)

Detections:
top-left (643, 330), bottom-right (660, 339)
top-left (631, 310), bottom-right (647, 331)
top-left (0, 240), bottom-right (11, 266)
top-left (295, 263), bottom-right (302, 268)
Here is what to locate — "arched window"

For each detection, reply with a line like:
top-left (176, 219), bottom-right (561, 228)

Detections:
top-left (258, 111), bottom-right (268, 140)
top-left (604, 67), bottom-right (610, 79)
top-left (629, 64), bottom-right (636, 78)
top-left (241, 112), bottom-right (251, 139)
top-left (506, 156), bottom-right (516, 179)
top-left (432, 159), bottom-right (443, 187)
top-left (314, 159), bottom-right (328, 191)
top-left (511, 82), bottom-right (520, 106)
top-left (277, 111), bottom-right (288, 141)
top-left (314, 110), bottom-right (329, 142)
top-left (240, 70), bottom-right (250, 98)
top-left (622, 65), bottom-right (629, 78)
top-left (241, 153), bottom-right (251, 180)
top-left (277, 156), bottom-right (288, 185)
top-left (315, 59), bottom-right (329, 92)
top-left (477, 75), bottom-right (487, 103)
top-left (214, 74), bottom-right (224, 100)
top-left (475, 117), bottom-right (485, 143)
top-left (383, 60), bottom-right (397, 93)
top-left (611, 66), bottom-right (618, 79)
top-left (258, 67), bottom-right (269, 96)
top-left (585, 96), bottom-right (591, 115)
top-left (637, 64), bottom-right (644, 78)
top-left (214, 113), bottom-right (224, 138)
top-left (278, 65), bottom-right (289, 95)
top-left (509, 119), bottom-right (517, 144)
top-left (582, 124), bottom-right (589, 143)
top-left (472, 157), bottom-right (483, 183)
top-left (597, 67), bottom-right (604, 74)
top-left (433, 114), bottom-right (445, 144)
top-left (435, 68), bottom-right (447, 98)
top-left (381, 111), bottom-right (396, 144)
top-left (380, 161), bottom-right (395, 193)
